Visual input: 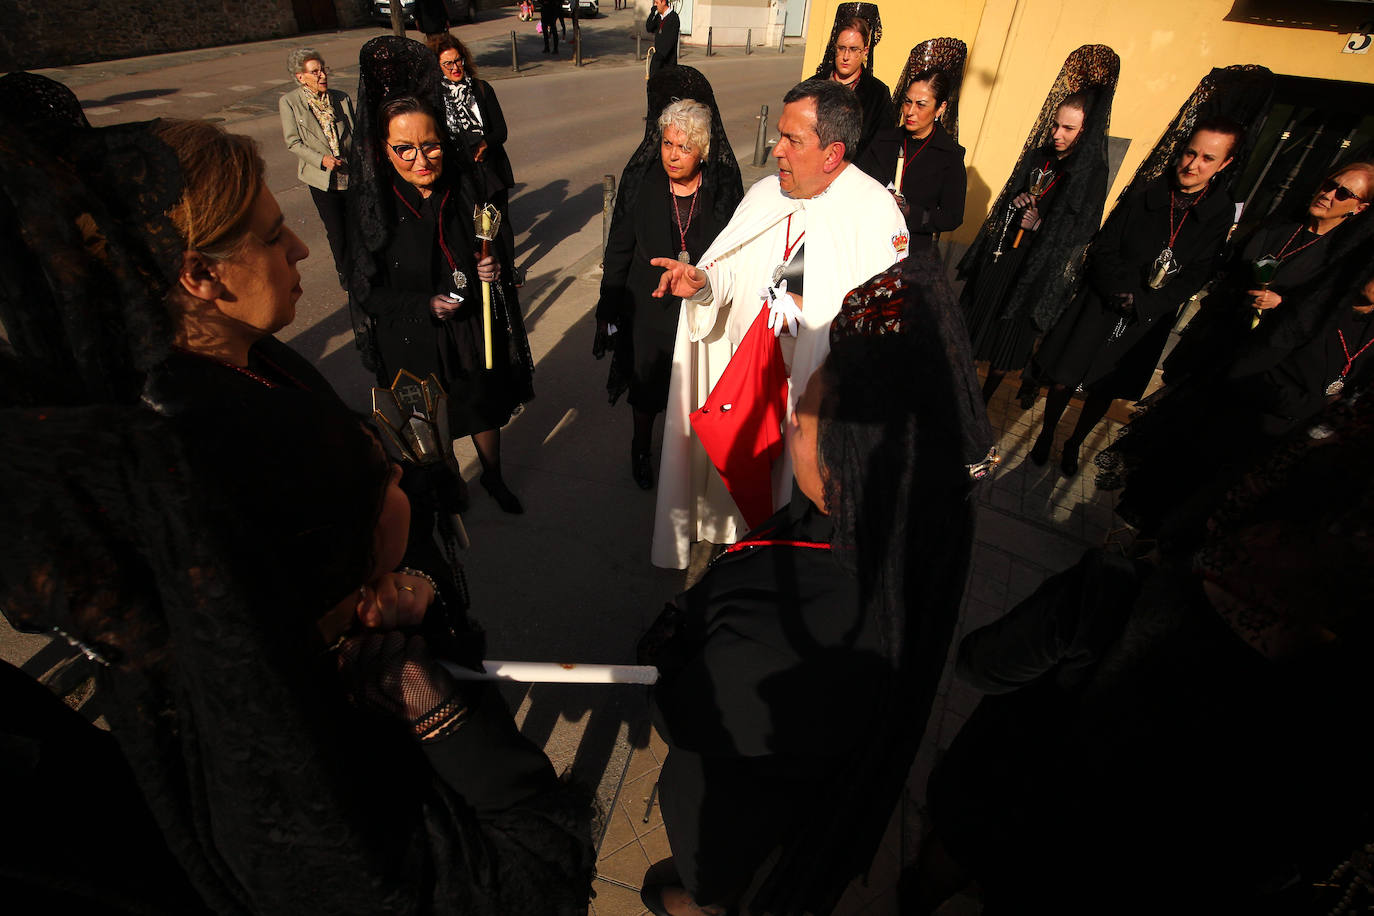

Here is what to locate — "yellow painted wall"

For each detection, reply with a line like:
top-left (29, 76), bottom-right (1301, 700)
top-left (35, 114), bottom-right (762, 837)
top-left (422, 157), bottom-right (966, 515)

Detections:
top-left (804, 0), bottom-right (1374, 245)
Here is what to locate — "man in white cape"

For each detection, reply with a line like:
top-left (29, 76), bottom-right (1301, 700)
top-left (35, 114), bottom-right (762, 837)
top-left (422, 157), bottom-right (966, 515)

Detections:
top-left (648, 79), bottom-right (909, 569)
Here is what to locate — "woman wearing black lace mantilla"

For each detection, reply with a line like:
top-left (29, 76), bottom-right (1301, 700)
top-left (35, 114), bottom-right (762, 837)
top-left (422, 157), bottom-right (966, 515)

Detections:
top-left (813, 3), bottom-right (893, 162)
top-left (636, 249), bottom-right (996, 916)
top-left (0, 73), bottom-right (593, 914)
top-left (350, 37), bottom-right (535, 514)
top-left (957, 45), bottom-right (1119, 408)
top-left (856, 37), bottom-right (968, 254)
top-left (594, 65), bottom-right (743, 490)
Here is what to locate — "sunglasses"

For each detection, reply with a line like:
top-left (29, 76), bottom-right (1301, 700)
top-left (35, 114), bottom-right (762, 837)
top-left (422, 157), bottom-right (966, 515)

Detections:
top-left (1319, 178), bottom-right (1368, 203)
top-left (389, 142), bottom-right (444, 162)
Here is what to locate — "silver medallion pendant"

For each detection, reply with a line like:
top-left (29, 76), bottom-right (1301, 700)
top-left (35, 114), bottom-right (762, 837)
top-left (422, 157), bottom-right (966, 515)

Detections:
top-left (771, 263), bottom-right (785, 286)
top-left (451, 269), bottom-right (468, 293)
top-left (678, 250), bottom-right (690, 263)
top-left (1326, 377), bottom-right (1346, 397)
top-left (1147, 247), bottom-right (1180, 290)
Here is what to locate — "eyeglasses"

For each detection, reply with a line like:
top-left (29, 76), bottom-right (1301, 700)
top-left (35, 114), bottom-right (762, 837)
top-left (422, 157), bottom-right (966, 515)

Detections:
top-left (301, 67), bottom-right (329, 78)
top-left (834, 44), bottom-right (866, 57)
top-left (1319, 179), bottom-right (1368, 203)
top-left (439, 59), bottom-right (463, 72)
top-left (389, 142), bottom-right (444, 162)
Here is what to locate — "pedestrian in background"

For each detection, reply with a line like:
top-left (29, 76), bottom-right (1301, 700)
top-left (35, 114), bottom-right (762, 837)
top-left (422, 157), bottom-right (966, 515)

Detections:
top-left (541, 0), bottom-right (561, 54)
top-left (279, 48), bottom-right (355, 288)
top-left (646, 0), bottom-right (679, 78)
top-left (432, 33), bottom-right (519, 279)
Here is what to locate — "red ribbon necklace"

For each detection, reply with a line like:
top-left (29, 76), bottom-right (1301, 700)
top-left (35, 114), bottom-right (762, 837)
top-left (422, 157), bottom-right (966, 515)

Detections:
top-left (670, 175), bottom-right (699, 259)
top-left (782, 212), bottom-right (805, 263)
top-left (1166, 184), bottom-right (1209, 250)
top-left (393, 185), bottom-right (459, 275)
top-left (1273, 223), bottom-right (1325, 264)
top-left (1337, 327), bottom-right (1374, 381)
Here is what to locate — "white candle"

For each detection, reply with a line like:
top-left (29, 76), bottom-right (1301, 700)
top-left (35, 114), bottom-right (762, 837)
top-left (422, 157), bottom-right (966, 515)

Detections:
top-left (893, 152), bottom-right (906, 195)
top-left (439, 659), bottom-right (661, 685)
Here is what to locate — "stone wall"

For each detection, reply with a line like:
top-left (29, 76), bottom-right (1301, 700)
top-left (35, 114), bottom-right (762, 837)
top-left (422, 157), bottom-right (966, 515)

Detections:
top-left (0, 0), bottom-right (370, 70)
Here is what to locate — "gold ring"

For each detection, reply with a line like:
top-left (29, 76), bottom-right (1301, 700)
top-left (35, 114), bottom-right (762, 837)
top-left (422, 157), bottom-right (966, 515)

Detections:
top-left (398, 585), bottom-right (416, 593)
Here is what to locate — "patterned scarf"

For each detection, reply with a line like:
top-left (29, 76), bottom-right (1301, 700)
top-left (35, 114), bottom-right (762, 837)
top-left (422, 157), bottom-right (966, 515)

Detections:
top-left (301, 86), bottom-right (347, 190)
top-left (441, 77), bottom-right (484, 144)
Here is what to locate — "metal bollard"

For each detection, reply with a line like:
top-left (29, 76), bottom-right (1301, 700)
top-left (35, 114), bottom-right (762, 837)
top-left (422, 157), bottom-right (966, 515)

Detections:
top-left (510, 31), bottom-right (518, 72)
top-left (746, 28), bottom-right (752, 55)
top-left (778, 13), bottom-right (787, 53)
top-left (636, 32), bottom-right (641, 61)
top-left (601, 175), bottom-right (616, 265)
top-left (706, 27), bottom-right (713, 57)
top-left (751, 104), bottom-right (770, 167)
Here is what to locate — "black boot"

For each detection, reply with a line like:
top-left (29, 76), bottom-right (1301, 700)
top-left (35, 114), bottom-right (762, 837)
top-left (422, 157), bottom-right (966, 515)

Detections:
top-left (632, 445), bottom-right (654, 490)
top-left (480, 470), bottom-right (524, 514)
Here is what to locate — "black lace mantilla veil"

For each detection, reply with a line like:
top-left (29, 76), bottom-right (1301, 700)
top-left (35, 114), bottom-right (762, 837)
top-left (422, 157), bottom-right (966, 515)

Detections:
top-left (1109, 65), bottom-right (1273, 210)
top-left (613, 64), bottom-right (743, 231)
top-left (956, 44), bottom-right (1120, 332)
top-left (749, 249), bottom-right (994, 915)
top-left (346, 36), bottom-right (534, 382)
top-left (890, 37), bottom-right (967, 139)
top-left (813, 2), bottom-right (883, 77)
top-left (0, 74), bottom-right (183, 406)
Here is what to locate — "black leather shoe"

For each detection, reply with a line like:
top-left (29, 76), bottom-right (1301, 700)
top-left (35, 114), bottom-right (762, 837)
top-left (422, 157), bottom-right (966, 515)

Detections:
top-left (640, 883), bottom-right (671, 916)
top-left (1060, 442), bottom-right (1081, 477)
top-left (632, 448), bottom-right (654, 490)
top-left (1029, 433), bottom-right (1052, 466)
top-left (480, 471), bottom-right (524, 514)
top-left (1017, 380), bottom-right (1039, 410)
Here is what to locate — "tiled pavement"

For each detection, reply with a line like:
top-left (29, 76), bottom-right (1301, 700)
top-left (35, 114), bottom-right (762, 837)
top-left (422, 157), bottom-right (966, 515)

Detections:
top-left (589, 376), bottom-right (1135, 916)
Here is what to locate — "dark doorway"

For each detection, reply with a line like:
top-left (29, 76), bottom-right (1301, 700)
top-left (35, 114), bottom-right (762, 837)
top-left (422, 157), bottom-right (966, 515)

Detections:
top-left (293, 0), bottom-right (340, 32)
top-left (1232, 75), bottom-right (1374, 235)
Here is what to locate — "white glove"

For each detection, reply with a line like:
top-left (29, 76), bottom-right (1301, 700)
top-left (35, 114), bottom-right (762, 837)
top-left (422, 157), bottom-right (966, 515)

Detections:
top-left (763, 280), bottom-right (802, 338)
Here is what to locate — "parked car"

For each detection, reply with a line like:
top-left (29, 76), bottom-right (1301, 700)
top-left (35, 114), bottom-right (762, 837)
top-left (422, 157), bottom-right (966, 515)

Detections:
top-left (371, 0), bottom-right (474, 27)
top-left (561, 0), bottom-right (599, 17)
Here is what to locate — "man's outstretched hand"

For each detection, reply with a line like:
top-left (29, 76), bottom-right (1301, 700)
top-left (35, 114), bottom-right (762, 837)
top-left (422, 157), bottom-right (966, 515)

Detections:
top-left (650, 258), bottom-right (707, 299)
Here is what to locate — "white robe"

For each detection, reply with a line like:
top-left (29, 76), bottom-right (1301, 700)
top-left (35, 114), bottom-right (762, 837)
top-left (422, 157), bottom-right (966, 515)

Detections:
top-left (650, 164), bottom-right (908, 568)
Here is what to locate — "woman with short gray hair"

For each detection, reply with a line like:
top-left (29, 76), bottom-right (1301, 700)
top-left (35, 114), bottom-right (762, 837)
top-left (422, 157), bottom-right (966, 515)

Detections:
top-left (279, 48), bottom-right (356, 287)
top-left (594, 71), bottom-right (742, 491)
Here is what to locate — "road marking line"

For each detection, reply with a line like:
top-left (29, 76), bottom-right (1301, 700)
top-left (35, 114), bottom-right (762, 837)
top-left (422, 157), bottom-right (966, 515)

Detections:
top-left (228, 84), bottom-right (257, 91)
top-left (84, 106), bottom-right (120, 115)
top-left (263, 78), bottom-right (291, 85)
top-left (135, 98), bottom-right (171, 106)
top-left (184, 91), bottom-right (217, 98)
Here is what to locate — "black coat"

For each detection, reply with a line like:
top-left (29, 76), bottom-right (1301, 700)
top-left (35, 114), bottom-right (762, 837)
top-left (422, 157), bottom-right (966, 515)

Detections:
top-left (358, 175), bottom-right (533, 434)
top-left (647, 8), bottom-right (679, 75)
top-left (856, 122), bottom-right (966, 246)
top-left (471, 78), bottom-right (514, 191)
top-left (647, 493), bottom-right (888, 902)
top-left (595, 175), bottom-right (728, 409)
top-left (1036, 178), bottom-right (1234, 399)
top-left (850, 68), bottom-right (894, 162)
top-left (415, 0), bottom-right (448, 33)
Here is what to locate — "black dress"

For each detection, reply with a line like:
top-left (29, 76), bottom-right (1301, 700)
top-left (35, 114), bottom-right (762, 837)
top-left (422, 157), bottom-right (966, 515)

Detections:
top-left (596, 176), bottom-right (725, 412)
top-left (647, 492), bottom-right (891, 906)
top-left (360, 175), bottom-right (534, 435)
top-left (1035, 177), bottom-right (1234, 400)
top-left (962, 148), bottom-right (1077, 370)
top-left (856, 121), bottom-right (967, 252)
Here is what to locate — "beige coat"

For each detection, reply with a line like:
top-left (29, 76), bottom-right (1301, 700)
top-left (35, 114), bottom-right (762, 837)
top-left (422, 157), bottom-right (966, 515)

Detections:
top-left (279, 87), bottom-right (356, 192)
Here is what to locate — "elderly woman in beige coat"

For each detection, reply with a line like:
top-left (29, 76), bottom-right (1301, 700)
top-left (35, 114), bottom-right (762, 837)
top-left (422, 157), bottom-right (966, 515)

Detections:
top-left (279, 47), bottom-right (356, 287)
